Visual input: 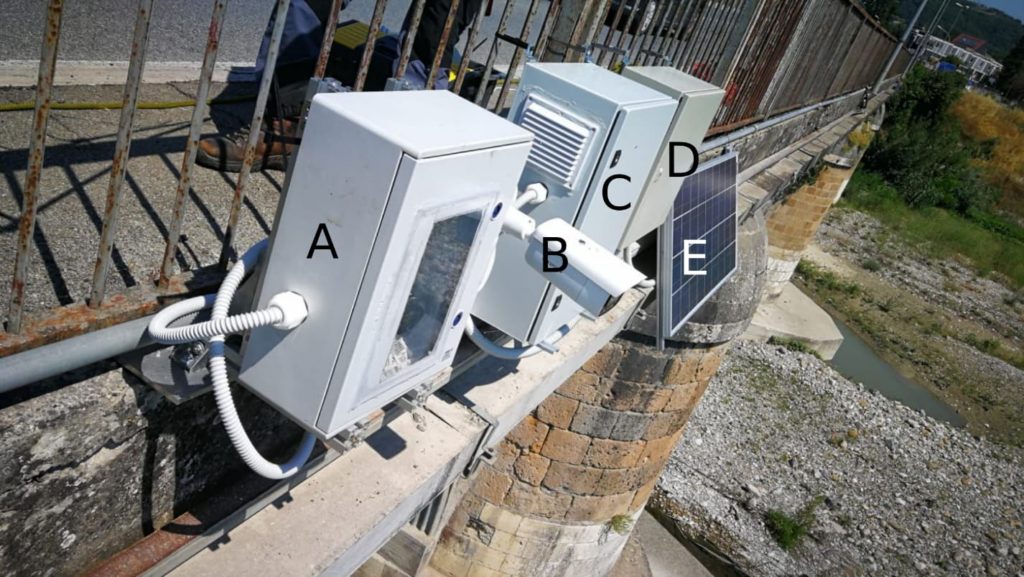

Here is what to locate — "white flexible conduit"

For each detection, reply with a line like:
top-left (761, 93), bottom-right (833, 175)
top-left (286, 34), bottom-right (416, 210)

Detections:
top-left (463, 314), bottom-right (570, 360)
top-left (148, 240), bottom-right (316, 480)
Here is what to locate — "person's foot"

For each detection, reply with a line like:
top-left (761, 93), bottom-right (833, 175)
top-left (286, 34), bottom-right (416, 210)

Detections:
top-left (196, 117), bottom-right (299, 172)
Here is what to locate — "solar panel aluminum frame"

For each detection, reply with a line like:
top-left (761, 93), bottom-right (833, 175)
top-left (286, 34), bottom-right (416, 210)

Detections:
top-left (658, 151), bottom-right (739, 341)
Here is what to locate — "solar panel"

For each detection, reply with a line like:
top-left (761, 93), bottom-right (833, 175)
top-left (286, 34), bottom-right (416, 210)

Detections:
top-left (659, 151), bottom-right (738, 339)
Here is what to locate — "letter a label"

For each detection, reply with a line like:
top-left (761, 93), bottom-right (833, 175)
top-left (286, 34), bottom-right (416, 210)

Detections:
top-left (307, 223), bottom-right (339, 259)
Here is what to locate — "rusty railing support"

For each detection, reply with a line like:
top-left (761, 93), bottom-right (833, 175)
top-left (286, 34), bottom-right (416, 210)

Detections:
top-left (158, 0), bottom-right (229, 287)
top-left (354, 0), bottom-right (389, 91)
top-left (89, 0), bottom-right (156, 307)
top-left (218, 0), bottom-right (292, 270)
top-left (426, 0), bottom-right (463, 89)
top-left (495, 0), bottom-right (543, 111)
top-left (7, 0), bottom-right (65, 334)
top-left (474, 0), bottom-right (516, 106)
top-left (452, 0), bottom-right (486, 94)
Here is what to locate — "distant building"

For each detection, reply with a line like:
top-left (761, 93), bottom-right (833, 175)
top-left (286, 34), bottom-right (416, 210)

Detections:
top-left (913, 32), bottom-right (1003, 83)
top-left (951, 33), bottom-right (987, 53)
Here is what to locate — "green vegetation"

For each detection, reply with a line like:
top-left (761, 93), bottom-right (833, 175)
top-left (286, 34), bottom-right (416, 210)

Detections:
top-left (998, 34), bottom-right (1024, 101)
top-left (847, 65), bottom-right (1024, 289)
top-left (795, 260), bottom-right (860, 295)
top-left (607, 514), bottom-right (633, 535)
top-left (764, 496), bottom-right (823, 551)
top-left (863, 66), bottom-right (996, 215)
top-left (863, 0), bottom-right (904, 36)
top-left (843, 172), bottom-right (1024, 288)
top-left (767, 336), bottom-right (822, 359)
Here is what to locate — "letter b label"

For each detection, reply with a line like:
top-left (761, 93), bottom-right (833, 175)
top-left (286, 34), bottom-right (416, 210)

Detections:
top-left (542, 237), bottom-right (568, 272)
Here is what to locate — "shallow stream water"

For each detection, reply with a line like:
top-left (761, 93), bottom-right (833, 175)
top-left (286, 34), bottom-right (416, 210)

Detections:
top-left (829, 317), bottom-right (966, 427)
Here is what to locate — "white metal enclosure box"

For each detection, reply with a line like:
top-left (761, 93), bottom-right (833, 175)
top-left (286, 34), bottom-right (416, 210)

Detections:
top-left (618, 66), bottom-right (725, 251)
top-left (239, 90), bottom-right (532, 438)
top-left (473, 63), bottom-right (676, 344)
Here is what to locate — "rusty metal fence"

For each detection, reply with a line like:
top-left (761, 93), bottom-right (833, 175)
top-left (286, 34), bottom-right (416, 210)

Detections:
top-left (1, 0), bottom-right (910, 354)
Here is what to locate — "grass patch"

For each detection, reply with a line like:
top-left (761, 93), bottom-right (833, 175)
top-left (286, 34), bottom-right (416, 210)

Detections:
top-left (607, 514), bottom-right (633, 535)
top-left (795, 260), bottom-right (860, 295)
top-left (842, 170), bottom-right (1024, 288)
top-left (764, 496), bottom-right (823, 551)
top-left (767, 336), bottom-right (822, 359)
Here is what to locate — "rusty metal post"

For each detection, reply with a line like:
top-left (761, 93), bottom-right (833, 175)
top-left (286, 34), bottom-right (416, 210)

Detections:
top-left (598, 0), bottom-right (627, 66)
top-left (611, 0), bottom-right (642, 68)
top-left (314, 0), bottom-right (346, 78)
top-left (158, 0), bottom-right (229, 287)
top-left (354, 0), bottom-right (388, 91)
top-left (474, 0), bottom-right (516, 106)
top-left (427, 0), bottom-right (463, 89)
top-left (7, 0), bottom-right (64, 333)
top-left (89, 0), bottom-right (156, 307)
top-left (624, 0), bottom-right (653, 60)
top-left (495, 0), bottom-right (543, 111)
top-left (582, 0), bottom-right (612, 57)
top-left (452, 0), bottom-right (487, 94)
top-left (396, 0), bottom-right (428, 80)
top-left (651, 0), bottom-right (689, 65)
top-left (563, 0), bottom-right (597, 62)
top-left (534, 0), bottom-right (563, 62)
top-left (217, 0), bottom-right (292, 270)
top-left (644, 0), bottom-right (683, 65)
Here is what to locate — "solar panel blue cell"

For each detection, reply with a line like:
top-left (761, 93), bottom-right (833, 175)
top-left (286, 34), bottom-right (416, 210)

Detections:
top-left (661, 152), bottom-right (739, 337)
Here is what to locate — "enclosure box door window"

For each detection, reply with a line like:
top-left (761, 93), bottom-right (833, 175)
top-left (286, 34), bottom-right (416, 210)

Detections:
top-left (239, 91), bottom-right (531, 439)
top-left (619, 66), bottom-right (725, 251)
top-left (472, 63), bottom-right (676, 344)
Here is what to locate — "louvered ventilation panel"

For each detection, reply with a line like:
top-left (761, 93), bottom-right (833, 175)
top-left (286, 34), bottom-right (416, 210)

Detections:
top-left (518, 97), bottom-right (596, 189)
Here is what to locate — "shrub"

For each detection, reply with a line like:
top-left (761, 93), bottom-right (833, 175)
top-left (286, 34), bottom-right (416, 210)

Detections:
top-left (768, 336), bottom-right (822, 359)
top-left (764, 496), bottom-right (823, 551)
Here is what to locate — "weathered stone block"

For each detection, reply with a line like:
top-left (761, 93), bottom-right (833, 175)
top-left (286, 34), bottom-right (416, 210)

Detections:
top-left (608, 412), bottom-right (653, 442)
top-left (539, 429), bottom-right (590, 464)
top-left (580, 343), bottom-right (623, 377)
top-left (565, 492), bottom-right (634, 523)
top-left (467, 561), bottom-right (503, 577)
top-left (663, 353), bottom-right (700, 385)
top-left (542, 462), bottom-right (603, 495)
top-left (629, 475), bottom-right (659, 511)
top-left (490, 441), bottom-right (519, 474)
top-left (513, 453), bottom-right (551, 487)
top-left (556, 372), bottom-right (602, 404)
top-left (696, 349), bottom-right (725, 382)
top-left (595, 467), bottom-right (642, 496)
top-left (663, 381), bottom-right (699, 412)
top-left (583, 438), bottom-right (645, 469)
top-left (569, 403), bottom-right (618, 439)
top-left (507, 416), bottom-right (549, 453)
top-left (644, 410), bottom-right (689, 440)
top-left (615, 347), bottom-right (670, 383)
top-left (639, 432), bottom-right (683, 465)
top-left (536, 394), bottom-right (579, 429)
top-left (601, 380), bottom-right (661, 412)
top-left (473, 465), bottom-right (514, 504)
top-left (504, 482), bottom-right (573, 519)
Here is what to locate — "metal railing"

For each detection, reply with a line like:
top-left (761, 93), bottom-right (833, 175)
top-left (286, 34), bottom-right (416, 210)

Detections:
top-left (0, 0), bottom-right (910, 354)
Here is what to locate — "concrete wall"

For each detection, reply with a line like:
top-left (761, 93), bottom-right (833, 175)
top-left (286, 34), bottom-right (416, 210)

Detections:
top-left (0, 364), bottom-right (304, 577)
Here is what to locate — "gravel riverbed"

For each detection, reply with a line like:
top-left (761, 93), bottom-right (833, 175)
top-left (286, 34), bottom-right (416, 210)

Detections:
top-left (651, 340), bottom-right (1024, 577)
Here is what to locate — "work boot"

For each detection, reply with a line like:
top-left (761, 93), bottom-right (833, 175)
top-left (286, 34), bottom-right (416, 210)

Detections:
top-left (196, 117), bottom-right (299, 172)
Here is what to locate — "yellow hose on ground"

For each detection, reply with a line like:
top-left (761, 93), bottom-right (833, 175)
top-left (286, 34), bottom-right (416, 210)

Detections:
top-left (0, 94), bottom-right (256, 113)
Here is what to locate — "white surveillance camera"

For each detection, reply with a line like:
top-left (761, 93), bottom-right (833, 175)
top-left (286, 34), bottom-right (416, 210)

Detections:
top-left (524, 219), bottom-right (646, 316)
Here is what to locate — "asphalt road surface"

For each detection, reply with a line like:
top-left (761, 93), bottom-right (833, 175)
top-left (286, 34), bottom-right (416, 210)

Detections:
top-left (1, 0), bottom-right (552, 66)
